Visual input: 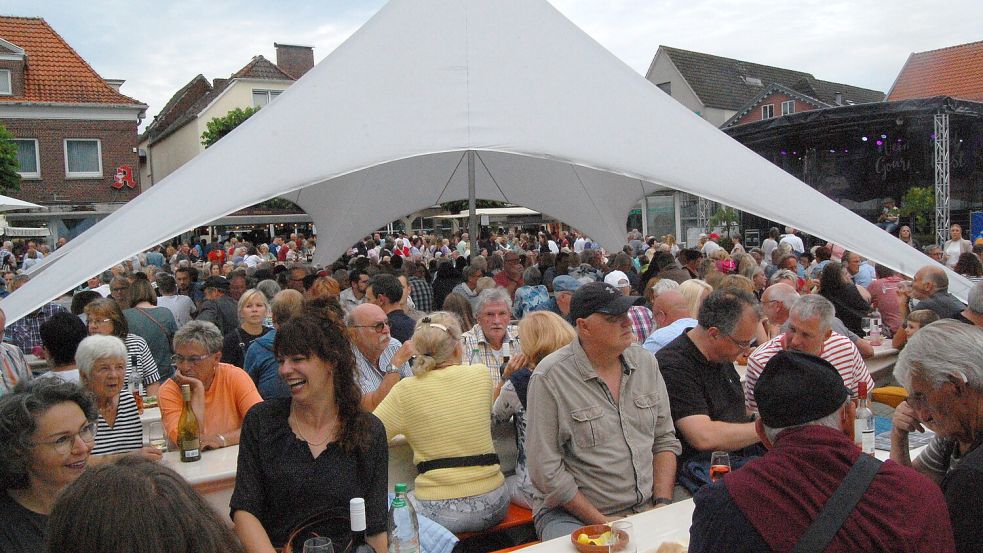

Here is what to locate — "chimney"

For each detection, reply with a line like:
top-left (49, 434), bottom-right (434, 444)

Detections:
top-left (275, 43), bottom-right (314, 79)
top-left (105, 79), bottom-right (125, 92)
top-left (835, 92), bottom-right (843, 106)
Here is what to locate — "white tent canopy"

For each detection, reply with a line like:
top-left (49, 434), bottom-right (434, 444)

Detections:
top-left (2, 0), bottom-right (970, 324)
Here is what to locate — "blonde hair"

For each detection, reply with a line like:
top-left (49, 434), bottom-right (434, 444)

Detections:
top-left (720, 274), bottom-right (754, 294)
top-left (410, 312), bottom-right (462, 376)
top-left (237, 288), bottom-right (269, 315)
top-left (474, 276), bottom-right (497, 294)
top-left (679, 279), bottom-right (712, 318)
top-left (518, 311), bottom-right (576, 368)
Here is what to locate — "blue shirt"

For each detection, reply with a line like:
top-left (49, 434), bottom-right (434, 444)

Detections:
top-left (243, 330), bottom-right (290, 400)
top-left (852, 263), bottom-right (876, 288)
top-left (642, 318), bottom-right (697, 355)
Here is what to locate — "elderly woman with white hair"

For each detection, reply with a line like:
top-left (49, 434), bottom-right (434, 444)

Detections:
top-left (893, 319), bottom-right (983, 552)
top-left (76, 335), bottom-right (161, 462)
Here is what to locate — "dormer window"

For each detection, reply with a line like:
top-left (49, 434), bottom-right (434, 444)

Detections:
top-left (0, 70), bottom-right (11, 95)
top-left (742, 76), bottom-right (763, 86)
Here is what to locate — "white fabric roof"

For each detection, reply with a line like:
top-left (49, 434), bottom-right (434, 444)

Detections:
top-left (0, 194), bottom-right (45, 212)
top-left (2, 0), bottom-right (970, 324)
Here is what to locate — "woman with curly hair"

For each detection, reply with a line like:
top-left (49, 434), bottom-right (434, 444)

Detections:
top-left (231, 302), bottom-right (389, 553)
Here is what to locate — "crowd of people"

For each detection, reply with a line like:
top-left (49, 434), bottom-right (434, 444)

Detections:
top-left (0, 224), bottom-right (982, 553)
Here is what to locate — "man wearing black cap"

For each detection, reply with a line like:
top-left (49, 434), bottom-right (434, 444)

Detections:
top-left (526, 282), bottom-right (681, 541)
top-left (689, 351), bottom-right (954, 553)
top-left (196, 276), bottom-right (239, 336)
top-left (655, 288), bottom-right (762, 492)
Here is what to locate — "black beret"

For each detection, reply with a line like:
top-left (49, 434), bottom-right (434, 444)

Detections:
top-left (754, 350), bottom-right (850, 428)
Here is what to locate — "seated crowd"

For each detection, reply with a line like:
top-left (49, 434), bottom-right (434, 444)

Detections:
top-left (0, 226), bottom-right (981, 553)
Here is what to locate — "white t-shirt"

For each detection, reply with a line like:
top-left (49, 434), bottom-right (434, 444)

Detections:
top-left (157, 294), bottom-right (196, 328)
top-left (38, 369), bottom-right (80, 384)
top-left (779, 234), bottom-right (805, 254)
top-left (701, 240), bottom-right (722, 256)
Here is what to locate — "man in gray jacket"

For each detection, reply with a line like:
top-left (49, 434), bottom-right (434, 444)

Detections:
top-left (196, 276), bottom-right (239, 336)
top-left (526, 282), bottom-right (681, 540)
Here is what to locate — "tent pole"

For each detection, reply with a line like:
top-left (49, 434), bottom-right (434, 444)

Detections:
top-left (468, 150), bottom-right (478, 257)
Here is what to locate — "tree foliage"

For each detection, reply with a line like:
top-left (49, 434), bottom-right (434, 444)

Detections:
top-left (200, 106), bottom-right (260, 147)
top-left (0, 123), bottom-right (22, 194)
top-left (899, 186), bottom-right (935, 237)
top-left (439, 199), bottom-right (508, 213)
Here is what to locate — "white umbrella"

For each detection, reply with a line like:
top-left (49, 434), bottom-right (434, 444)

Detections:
top-left (0, 194), bottom-right (45, 212)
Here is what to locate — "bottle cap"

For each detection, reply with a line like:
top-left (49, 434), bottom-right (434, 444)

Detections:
top-left (350, 497), bottom-right (366, 532)
top-left (181, 384), bottom-right (191, 400)
top-left (394, 483), bottom-right (408, 493)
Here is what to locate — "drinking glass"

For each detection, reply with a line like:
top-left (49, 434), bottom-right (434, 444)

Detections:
top-left (303, 537), bottom-right (334, 553)
top-left (861, 316), bottom-right (873, 337)
top-left (146, 422), bottom-right (167, 454)
top-left (709, 451), bottom-right (731, 482)
top-left (609, 520), bottom-right (635, 553)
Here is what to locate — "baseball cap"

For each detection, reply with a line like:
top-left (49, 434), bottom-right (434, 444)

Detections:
top-left (603, 270), bottom-right (630, 288)
top-left (568, 282), bottom-right (644, 323)
top-left (552, 275), bottom-right (583, 293)
top-left (754, 351), bottom-right (850, 429)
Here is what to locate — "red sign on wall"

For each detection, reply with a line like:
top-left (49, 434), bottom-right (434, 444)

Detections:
top-left (112, 165), bottom-right (136, 189)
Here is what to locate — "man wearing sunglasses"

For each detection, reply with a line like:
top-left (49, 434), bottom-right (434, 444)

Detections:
top-left (348, 303), bottom-right (414, 411)
top-left (656, 288), bottom-right (763, 495)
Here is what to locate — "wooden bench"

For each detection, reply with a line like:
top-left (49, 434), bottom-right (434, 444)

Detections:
top-left (455, 503), bottom-right (535, 540)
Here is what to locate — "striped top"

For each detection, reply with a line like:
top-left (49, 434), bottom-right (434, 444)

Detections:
top-left (124, 333), bottom-right (161, 389)
top-left (92, 390), bottom-right (144, 456)
top-left (744, 332), bottom-right (875, 413)
top-left (0, 343), bottom-right (31, 396)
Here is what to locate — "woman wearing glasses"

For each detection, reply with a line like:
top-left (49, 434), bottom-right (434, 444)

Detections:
top-left (75, 335), bottom-right (162, 462)
top-left (374, 312), bottom-right (509, 533)
top-left (158, 321), bottom-right (262, 450)
top-left (0, 378), bottom-right (97, 553)
top-left (232, 305), bottom-right (389, 552)
top-left (84, 298), bottom-right (162, 398)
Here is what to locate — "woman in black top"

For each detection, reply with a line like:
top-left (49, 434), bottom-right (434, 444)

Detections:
top-left (221, 289), bottom-right (273, 369)
top-left (818, 261), bottom-right (871, 336)
top-left (0, 379), bottom-right (97, 553)
top-left (231, 302), bottom-right (388, 553)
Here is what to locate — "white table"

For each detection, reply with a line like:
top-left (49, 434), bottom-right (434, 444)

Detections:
top-left (865, 342), bottom-right (898, 378)
top-left (165, 445), bottom-right (240, 517)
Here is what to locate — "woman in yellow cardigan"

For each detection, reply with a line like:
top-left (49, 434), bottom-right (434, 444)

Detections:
top-left (374, 312), bottom-right (509, 533)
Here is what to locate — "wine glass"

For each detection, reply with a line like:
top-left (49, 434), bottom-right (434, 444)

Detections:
top-left (709, 451), bottom-right (731, 482)
top-left (146, 422), bottom-right (167, 454)
top-left (609, 520), bottom-right (635, 553)
top-left (861, 316), bottom-right (873, 337)
top-left (303, 537), bottom-right (334, 553)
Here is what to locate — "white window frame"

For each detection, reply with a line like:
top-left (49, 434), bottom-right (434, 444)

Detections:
top-left (13, 139), bottom-right (40, 179)
top-left (252, 89), bottom-right (282, 107)
top-left (781, 100), bottom-right (795, 115)
top-left (761, 104), bottom-right (775, 119)
top-left (0, 69), bottom-right (10, 95)
top-left (63, 139), bottom-right (103, 179)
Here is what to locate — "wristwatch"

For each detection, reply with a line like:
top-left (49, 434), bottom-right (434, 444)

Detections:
top-left (383, 363), bottom-right (400, 375)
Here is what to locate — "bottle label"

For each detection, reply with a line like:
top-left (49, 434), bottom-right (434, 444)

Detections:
top-left (862, 430), bottom-right (875, 454)
top-left (183, 448), bottom-right (200, 458)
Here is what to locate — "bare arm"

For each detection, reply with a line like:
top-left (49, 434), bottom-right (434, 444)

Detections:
top-left (890, 401), bottom-right (922, 468)
top-left (359, 372), bottom-right (401, 412)
top-left (562, 490), bottom-right (617, 526)
top-left (652, 450), bottom-right (676, 503)
top-left (145, 381), bottom-right (160, 397)
top-left (367, 532), bottom-right (387, 553)
top-left (674, 415), bottom-right (759, 453)
top-left (853, 338), bottom-right (874, 358)
top-left (233, 510), bottom-right (277, 553)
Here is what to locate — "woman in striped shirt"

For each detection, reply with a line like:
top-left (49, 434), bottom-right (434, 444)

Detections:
top-left (77, 335), bottom-right (161, 462)
top-left (84, 298), bottom-right (161, 397)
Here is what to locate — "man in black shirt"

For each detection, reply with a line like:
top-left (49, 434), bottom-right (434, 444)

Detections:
top-left (655, 288), bottom-right (762, 492)
top-left (366, 274), bottom-right (415, 343)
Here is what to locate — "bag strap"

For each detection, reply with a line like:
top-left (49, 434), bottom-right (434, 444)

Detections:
top-left (791, 454), bottom-right (882, 553)
top-left (136, 307), bottom-right (171, 338)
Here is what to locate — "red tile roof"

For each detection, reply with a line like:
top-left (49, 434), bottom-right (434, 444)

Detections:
top-left (0, 16), bottom-right (143, 105)
top-left (888, 40), bottom-right (983, 102)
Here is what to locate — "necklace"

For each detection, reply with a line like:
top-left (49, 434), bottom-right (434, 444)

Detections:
top-left (289, 415), bottom-right (335, 446)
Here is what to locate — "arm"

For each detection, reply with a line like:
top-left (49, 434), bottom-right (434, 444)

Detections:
top-left (89, 445), bottom-right (164, 465)
top-left (360, 372), bottom-right (401, 412)
top-left (674, 416), bottom-right (759, 453)
top-left (853, 338), bottom-right (874, 358)
top-left (233, 510), bottom-right (277, 553)
top-left (652, 450), bottom-right (676, 504)
top-left (561, 491), bottom-right (617, 525)
top-left (890, 401), bottom-right (923, 468)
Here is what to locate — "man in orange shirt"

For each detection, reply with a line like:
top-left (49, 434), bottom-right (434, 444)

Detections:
top-left (159, 320), bottom-right (262, 450)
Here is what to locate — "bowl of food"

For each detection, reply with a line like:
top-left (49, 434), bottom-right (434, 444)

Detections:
top-left (571, 524), bottom-right (628, 553)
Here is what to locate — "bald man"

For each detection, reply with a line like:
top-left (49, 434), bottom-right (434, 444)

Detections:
top-left (899, 265), bottom-right (966, 320)
top-left (347, 303), bottom-right (415, 411)
top-left (643, 290), bottom-right (698, 355)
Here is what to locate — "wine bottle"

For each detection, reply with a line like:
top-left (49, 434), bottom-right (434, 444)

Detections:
top-left (854, 381), bottom-right (875, 455)
top-left (178, 384), bottom-right (201, 462)
top-left (344, 498), bottom-right (375, 553)
top-left (499, 342), bottom-right (511, 377)
top-left (388, 483), bottom-right (420, 553)
top-left (129, 354), bottom-right (144, 414)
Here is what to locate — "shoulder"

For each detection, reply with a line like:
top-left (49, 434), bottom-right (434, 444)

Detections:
top-left (748, 337), bottom-right (782, 366)
top-left (125, 334), bottom-right (150, 348)
top-left (243, 397), bottom-right (290, 426)
top-left (532, 342), bottom-right (577, 378)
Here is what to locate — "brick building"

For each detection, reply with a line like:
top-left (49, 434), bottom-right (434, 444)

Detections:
top-left (0, 16), bottom-right (146, 241)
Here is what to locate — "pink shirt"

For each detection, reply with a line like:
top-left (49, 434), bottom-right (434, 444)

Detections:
top-left (867, 275), bottom-right (904, 333)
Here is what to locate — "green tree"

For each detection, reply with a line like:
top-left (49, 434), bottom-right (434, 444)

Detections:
top-left (200, 106), bottom-right (260, 147)
top-left (899, 187), bottom-right (935, 239)
top-left (0, 123), bottom-right (22, 194)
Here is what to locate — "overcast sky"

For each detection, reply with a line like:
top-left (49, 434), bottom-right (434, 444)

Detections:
top-left (6, 1), bottom-right (979, 131)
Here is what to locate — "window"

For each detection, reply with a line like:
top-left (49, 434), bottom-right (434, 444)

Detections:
top-left (761, 104), bottom-right (775, 119)
top-left (657, 81), bottom-right (671, 95)
top-left (781, 100), bottom-right (795, 115)
top-left (13, 139), bottom-right (39, 178)
top-left (252, 89), bottom-right (282, 107)
top-left (0, 70), bottom-right (10, 95)
top-left (64, 139), bottom-right (102, 178)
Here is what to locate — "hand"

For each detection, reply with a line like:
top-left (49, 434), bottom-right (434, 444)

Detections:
top-left (391, 340), bottom-right (417, 368)
top-left (135, 445), bottom-right (164, 462)
top-left (502, 353), bottom-right (527, 380)
top-left (602, 514), bottom-right (623, 524)
top-left (892, 401), bottom-right (924, 435)
top-left (201, 435), bottom-right (224, 451)
top-left (171, 370), bottom-right (205, 397)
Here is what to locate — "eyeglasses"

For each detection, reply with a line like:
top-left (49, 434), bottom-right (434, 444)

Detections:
top-left (171, 353), bottom-right (213, 365)
top-left (110, 287), bottom-right (129, 292)
top-left (721, 333), bottom-right (754, 351)
top-left (351, 321), bottom-right (390, 332)
top-left (33, 422), bottom-right (97, 455)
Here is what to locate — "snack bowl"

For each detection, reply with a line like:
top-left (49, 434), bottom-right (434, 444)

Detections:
top-left (571, 524), bottom-right (628, 553)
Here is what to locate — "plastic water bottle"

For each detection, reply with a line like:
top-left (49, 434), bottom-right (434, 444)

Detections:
top-left (388, 483), bottom-right (420, 553)
top-left (869, 308), bottom-right (883, 346)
